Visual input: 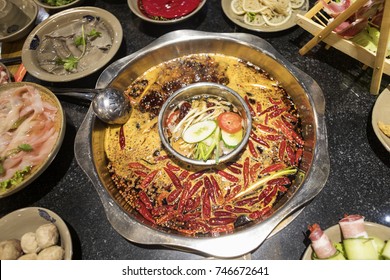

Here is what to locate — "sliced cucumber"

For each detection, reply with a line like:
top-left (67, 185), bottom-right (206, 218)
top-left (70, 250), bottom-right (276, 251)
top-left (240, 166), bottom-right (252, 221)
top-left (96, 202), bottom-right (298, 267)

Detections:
top-left (182, 121), bottom-right (217, 144)
top-left (382, 240), bottom-right (390, 260)
top-left (343, 238), bottom-right (379, 260)
top-left (371, 236), bottom-right (385, 255)
top-left (221, 129), bottom-right (243, 148)
top-left (312, 250), bottom-right (346, 260)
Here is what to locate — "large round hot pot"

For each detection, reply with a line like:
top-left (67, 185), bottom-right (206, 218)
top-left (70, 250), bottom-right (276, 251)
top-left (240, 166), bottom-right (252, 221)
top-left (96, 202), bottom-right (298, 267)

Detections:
top-left (74, 30), bottom-right (329, 258)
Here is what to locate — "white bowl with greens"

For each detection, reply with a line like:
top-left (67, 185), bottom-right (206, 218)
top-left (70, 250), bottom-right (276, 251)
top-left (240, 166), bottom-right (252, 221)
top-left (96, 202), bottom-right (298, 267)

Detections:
top-left (158, 82), bottom-right (252, 166)
top-left (22, 6), bottom-right (123, 82)
top-left (33, 0), bottom-right (83, 12)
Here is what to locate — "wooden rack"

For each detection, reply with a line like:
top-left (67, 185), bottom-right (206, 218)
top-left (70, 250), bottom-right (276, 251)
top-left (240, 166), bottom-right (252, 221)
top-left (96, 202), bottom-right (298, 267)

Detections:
top-left (296, 0), bottom-right (390, 95)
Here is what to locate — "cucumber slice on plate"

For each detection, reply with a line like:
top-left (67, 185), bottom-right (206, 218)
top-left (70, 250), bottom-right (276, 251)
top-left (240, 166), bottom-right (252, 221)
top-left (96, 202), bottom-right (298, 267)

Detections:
top-left (221, 129), bottom-right (243, 147)
top-left (343, 238), bottom-right (379, 260)
top-left (182, 120), bottom-right (217, 144)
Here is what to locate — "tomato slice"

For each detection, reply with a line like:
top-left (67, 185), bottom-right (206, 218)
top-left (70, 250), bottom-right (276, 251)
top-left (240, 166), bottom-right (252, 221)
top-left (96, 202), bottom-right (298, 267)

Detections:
top-left (217, 112), bottom-right (242, 133)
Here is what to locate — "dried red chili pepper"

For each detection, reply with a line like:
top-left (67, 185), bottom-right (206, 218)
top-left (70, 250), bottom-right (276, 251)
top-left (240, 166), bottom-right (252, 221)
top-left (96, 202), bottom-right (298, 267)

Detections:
top-left (243, 157), bottom-right (250, 190)
top-left (140, 169), bottom-right (159, 189)
top-left (119, 125), bottom-right (125, 150)
top-left (250, 132), bottom-right (270, 148)
top-left (244, 95), bottom-right (256, 117)
top-left (217, 170), bottom-right (239, 183)
top-left (163, 167), bottom-right (183, 189)
top-left (259, 162), bottom-right (286, 174)
top-left (248, 140), bottom-right (258, 158)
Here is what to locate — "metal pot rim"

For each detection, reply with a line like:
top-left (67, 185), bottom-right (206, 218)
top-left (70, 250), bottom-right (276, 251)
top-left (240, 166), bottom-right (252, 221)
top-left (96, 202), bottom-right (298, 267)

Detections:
top-left (74, 30), bottom-right (329, 258)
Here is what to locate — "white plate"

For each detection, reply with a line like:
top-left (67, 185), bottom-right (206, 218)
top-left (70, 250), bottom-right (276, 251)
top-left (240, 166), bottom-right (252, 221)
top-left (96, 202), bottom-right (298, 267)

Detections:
top-left (372, 85), bottom-right (390, 152)
top-left (302, 221), bottom-right (390, 260)
top-left (221, 0), bottom-right (309, 32)
top-left (22, 7), bottom-right (123, 82)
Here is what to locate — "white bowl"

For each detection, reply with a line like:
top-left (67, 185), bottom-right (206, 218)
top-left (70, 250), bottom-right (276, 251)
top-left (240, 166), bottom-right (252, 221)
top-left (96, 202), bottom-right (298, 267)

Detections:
top-left (0, 207), bottom-right (72, 260)
top-left (22, 6), bottom-right (123, 82)
top-left (0, 0), bottom-right (38, 42)
top-left (33, 0), bottom-right (83, 12)
top-left (302, 221), bottom-right (390, 260)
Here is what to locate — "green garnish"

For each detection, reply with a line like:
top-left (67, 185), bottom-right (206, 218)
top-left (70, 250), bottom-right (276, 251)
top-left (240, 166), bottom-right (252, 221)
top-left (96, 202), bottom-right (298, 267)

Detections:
top-left (74, 35), bottom-right (86, 47)
top-left (0, 144), bottom-right (34, 175)
top-left (0, 166), bottom-right (32, 191)
top-left (88, 29), bottom-right (101, 40)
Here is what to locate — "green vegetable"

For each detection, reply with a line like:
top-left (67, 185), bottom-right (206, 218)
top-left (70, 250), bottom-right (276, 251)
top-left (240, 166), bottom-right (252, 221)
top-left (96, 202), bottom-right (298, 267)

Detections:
top-left (0, 166), bottom-right (32, 191)
top-left (182, 120), bottom-right (217, 144)
top-left (0, 144), bottom-right (33, 175)
top-left (343, 238), bottom-right (379, 260)
top-left (221, 129), bottom-right (243, 148)
top-left (382, 240), bottom-right (390, 260)
top-left (233, 167), bottom-right (298, 200)
top-left (351, 26), bottom-right (390, 57)
top-left (41, 0), bottom-right (76, 7)
top-left (312, 250), bottom-right (346, 260)
top-left (193, 127), bottom-right (221, 162)
top-left (88, 29), bottom-right (102, 40)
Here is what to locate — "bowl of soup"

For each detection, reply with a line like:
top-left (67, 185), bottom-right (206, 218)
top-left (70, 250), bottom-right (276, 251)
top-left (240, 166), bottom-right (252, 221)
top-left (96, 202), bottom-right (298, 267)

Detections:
top-left (158, 82), bottom-right (252, 166)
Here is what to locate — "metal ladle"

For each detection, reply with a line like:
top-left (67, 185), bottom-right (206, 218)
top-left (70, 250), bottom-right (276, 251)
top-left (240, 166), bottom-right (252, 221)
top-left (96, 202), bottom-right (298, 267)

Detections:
top-left (47, 87), bottom-right (132, 125)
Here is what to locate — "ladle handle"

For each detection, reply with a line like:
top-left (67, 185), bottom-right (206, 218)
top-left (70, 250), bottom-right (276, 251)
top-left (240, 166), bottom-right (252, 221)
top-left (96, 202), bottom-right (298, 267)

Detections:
top-left (46, 87), bottom-right (100, 102)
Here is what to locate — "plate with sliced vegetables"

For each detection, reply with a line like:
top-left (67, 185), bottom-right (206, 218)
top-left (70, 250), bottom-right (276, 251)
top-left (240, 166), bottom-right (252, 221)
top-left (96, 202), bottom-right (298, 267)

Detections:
top-left (222, 0), bottom-right (309, 32)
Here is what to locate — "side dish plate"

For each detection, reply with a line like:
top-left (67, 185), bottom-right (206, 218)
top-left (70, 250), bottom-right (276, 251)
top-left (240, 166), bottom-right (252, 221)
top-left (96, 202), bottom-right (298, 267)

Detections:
top-left (22, 7), bottom-right (123, 82)
top-left (221, 0), bottom-right (309, 32)
top-left (302, 221), bottom-right (390, 260)
top-left (372, 85), bottom-right (390, 152)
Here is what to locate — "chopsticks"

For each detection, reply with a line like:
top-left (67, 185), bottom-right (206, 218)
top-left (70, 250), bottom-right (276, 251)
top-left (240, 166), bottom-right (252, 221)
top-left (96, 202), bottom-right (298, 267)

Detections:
top-left (0, 56), bottom-right (22, 66)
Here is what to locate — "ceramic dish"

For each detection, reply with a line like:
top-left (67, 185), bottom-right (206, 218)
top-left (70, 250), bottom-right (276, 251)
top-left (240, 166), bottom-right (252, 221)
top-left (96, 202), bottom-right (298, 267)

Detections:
top-left (127, 0), bottom-right (206, 24)
top-left (0, 207), bottom-right (72, 260)
top-left (0, 0), bottom-right (38, 42)
top-left (22, 7), bottom-right (123, 83)
top-left (33, 0), bottom-right (83, 12)
top-left (302, 221), bottom-right (390, 260)
top-left (221, 0), bottom-right (309, 32)
top-left (372, 85), bottom-right (390, 152)
top-left (0, 82), bottom-right (66, 198)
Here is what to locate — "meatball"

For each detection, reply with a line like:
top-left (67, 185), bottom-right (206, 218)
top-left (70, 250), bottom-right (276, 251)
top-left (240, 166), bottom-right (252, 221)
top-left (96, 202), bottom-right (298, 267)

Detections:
top-left (21, 232), bottom-right (40, 254)
top-left (35, 223), bottom-right (59, 249)
top-left (0, 239), bottom-right (23, 260)
top-left (37, 245), bottom-right (64, 260)
top-left (18, 253), bottom-right (38, 260)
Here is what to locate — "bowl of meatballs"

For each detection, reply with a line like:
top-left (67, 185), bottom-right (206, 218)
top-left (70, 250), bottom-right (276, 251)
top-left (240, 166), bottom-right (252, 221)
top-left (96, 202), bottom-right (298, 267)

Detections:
top-left (0, 207), bottom-right (72, 260)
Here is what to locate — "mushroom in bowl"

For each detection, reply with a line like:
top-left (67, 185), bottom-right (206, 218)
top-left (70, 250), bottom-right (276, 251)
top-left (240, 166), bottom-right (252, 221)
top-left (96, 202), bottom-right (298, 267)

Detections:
top-left (159, 82), bottom-right (252, 166)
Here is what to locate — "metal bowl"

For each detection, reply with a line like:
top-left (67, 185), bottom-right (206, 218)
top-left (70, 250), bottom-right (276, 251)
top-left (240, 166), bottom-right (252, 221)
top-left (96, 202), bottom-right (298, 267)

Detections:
top-left (158, 82), bottom-right (252, 166)
top-left (75, 30), bottom-right (329, 258)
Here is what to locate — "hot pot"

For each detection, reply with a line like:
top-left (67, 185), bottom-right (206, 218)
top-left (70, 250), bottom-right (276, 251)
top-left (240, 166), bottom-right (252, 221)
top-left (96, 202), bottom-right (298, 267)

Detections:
top-left (74, 30), bottom-right (329, 258)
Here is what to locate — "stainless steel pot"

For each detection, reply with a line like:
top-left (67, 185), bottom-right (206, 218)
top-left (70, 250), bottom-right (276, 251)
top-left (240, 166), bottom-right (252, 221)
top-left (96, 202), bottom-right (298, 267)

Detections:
top-left (74, 30), bottom-right (329, 258)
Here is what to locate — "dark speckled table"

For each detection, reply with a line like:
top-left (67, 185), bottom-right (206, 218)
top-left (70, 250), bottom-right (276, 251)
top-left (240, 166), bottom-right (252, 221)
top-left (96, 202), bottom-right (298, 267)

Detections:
top-left (1, 0), bottom-right (389, 260)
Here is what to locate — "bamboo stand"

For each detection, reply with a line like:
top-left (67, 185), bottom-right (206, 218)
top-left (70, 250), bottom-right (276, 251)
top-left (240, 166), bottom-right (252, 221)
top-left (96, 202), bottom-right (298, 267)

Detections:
top-left (296, 0), bottom-right (390, 95)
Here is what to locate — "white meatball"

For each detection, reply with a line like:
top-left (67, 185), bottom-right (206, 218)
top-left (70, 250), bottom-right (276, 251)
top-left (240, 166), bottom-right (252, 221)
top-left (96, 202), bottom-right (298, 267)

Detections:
top-left (37, 245), bottom-right (64, 260)
top-left (21, 232), bottom-right (40, 254)
top-left (18, 253), bottom-right (38, 260)
top-left (35, 223), bottom-right (59, 249)
top-left (0, 239), bottom-right (23, 260)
